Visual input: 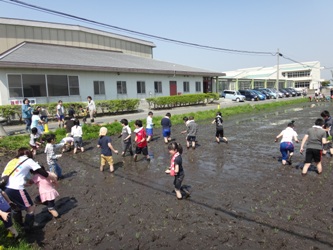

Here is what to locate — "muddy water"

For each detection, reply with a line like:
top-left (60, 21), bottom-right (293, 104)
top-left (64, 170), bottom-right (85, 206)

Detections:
top-left (5, 101), bottom-right (333, 249)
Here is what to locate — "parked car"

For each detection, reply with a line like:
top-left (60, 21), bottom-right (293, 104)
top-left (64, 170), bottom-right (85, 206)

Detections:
top-left (251, 90), bottom-right (266, 100)
top-left (220, 90), bottom-right (246, 102)
top-left (282, 88), bottom-right (296, 97)
top-left (286, 87), bottom-right (302, 96)
top-left (279, 89), bottom-right (290, 97)
top-left (255, 89), bottom-right (271, 99)
top-left (239, 89), bottom-right (259, 101)
top-left (258, 88), bottom-right (277, 99)
top-left (270, 88), bottom-right (285, 98)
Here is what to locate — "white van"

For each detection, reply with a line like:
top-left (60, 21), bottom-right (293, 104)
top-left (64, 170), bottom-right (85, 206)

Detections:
top-left (220, 90), bottom-right (246, 102)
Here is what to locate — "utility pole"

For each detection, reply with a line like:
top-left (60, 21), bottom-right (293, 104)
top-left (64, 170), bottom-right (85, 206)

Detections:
top-left (276, 49), bottom-right (280, 100)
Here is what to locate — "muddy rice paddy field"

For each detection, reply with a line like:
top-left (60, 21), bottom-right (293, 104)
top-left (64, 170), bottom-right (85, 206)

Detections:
top-left (2, 101), bottom-right (333, 250)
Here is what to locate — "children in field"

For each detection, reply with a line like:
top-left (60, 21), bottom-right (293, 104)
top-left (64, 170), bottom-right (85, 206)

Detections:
top-left (146, 111), bottom-right (154, 142)
top-left (211, 112), bottom-right (228, 144)
top-left (0, 190), bottom-right (18, 237)
top-left (181, 116), bottom-right (198, 149)
top-left (97, 127), bottom-right (118, 172)
top-left (275, 121), bottom-right (299, 165)
top-left (27, 166), bottom-right (59, 218)
top-left (120, 119), bottom-right (133, 157)
top-left (320, 110), bottom-right (333, 156)
top-left (167, 142), bottom-right (190, 200)
top-left (29, 127), bottom-right (43, 156)
top-left (44, 134), bottom-right (63, 179)
top-left (71, 119), bottom-right (84, 154)
top-left (133, 120), bottom-right (150, 162)
top-left (300, 118), bottom-right (328, 175)
top-left (161, 113), bottom-right (172, 144)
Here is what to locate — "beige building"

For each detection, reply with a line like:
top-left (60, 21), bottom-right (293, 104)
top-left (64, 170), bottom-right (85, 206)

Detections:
top-left (0, 18), bottom-right (223, 105)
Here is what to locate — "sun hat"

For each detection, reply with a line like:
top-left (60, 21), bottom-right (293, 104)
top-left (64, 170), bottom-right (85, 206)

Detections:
top-left (99, 127), bottom-right (108, 136)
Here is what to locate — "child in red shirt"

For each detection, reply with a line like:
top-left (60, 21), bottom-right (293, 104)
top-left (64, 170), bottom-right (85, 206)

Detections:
top-left (133, 120), bottom-right (150, 162)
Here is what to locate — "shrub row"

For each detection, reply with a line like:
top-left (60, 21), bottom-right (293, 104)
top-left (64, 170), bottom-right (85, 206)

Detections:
top-left (146, 93), bottom-right (219, 109)
top-left (0, 99), bottom-right (140, 122)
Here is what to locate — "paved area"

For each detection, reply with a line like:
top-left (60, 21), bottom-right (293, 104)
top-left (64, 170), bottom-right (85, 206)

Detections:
top-left (1, 95), bottom-right (308, 135)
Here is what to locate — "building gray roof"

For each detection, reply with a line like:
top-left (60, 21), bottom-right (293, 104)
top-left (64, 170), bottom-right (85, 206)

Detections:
top-left (0, 17), bottom-right (155, 47)
top-left (0, 42), bottom-right (224, 77)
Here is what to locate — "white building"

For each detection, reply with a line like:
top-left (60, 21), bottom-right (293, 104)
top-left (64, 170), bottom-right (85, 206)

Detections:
top-left (218, 61), bottom-right (322, 91)
top-left (0, 17), bottom-right (223, 105)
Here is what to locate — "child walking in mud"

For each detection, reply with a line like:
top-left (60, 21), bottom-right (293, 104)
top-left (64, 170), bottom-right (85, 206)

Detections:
top-left (97, 127), bottom-right (118, 172)
top-left (146, 111), bottom-right (154, 143)
top-left (211, 112), bottom-right (228, 144)
top-left (120, 119), bottom-right (133, 157)
top-left (27, 166), bottom-right (59, 218)
top-left (275, 121), bottom-right (299, 165)
top-left (71, 119), bottom-right (84, 154)
top-left (44, 134), bottom-right (63, 180)
top-left (133, 120), bottom-right (150, 162)
top-left (181, 116), bottom-right (198, 149)
top-left (29, 127), bottom-right (43, 156)
top-left (300, 118), bottom-right (328, 175)
top-left (161, 113), bottom-right (172, 144)
top-left (166, 142), bottom-right (190, 200)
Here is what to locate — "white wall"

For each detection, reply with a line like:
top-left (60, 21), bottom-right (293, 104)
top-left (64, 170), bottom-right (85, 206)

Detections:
top-left (0, 68), bottom-right (204, 105)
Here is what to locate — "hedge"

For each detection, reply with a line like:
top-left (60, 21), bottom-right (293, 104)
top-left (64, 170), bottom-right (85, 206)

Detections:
top-left (146, 93), bottom-right (219, 109)
top-left (0, 99), bottom-right (140, 123)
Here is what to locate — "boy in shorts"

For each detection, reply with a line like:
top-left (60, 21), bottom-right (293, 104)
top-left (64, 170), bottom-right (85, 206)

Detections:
top-left (146, 111), bottom-right (154, 143)
top-left (181, 116), bottom-right (198, 149)
top-left (56, 100), bottom-right (65, 128)
top-left (97, 127), bottom-right (118, 172)
top-left (133, 120), bottom-right (150, 162)
top-left (300, 118), bottom-right (328, 175)
top-left (211, 112), bottom-right (228, 144)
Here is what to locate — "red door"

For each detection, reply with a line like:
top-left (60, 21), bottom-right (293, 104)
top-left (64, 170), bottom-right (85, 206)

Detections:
top-left (169, 81), bottom-right (177, 96)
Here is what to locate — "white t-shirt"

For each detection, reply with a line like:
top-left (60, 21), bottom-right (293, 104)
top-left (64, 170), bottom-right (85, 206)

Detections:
top-left (31, 114), bottom-right (41, 129)
top-left (280, 127), bottom-right (298, 143)
top-left (87, 100), bottom-right (96, 111)
top-left (71, 125), bottom-right (83, 137)
top-left (146, 116), bottom-right (153, 129)
top-left (3, 156), bottom-right (41, 190)
top-left (57, 105), bottom-right (64, 116)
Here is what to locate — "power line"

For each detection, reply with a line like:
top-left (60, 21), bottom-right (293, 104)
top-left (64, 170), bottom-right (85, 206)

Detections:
top-left (0, 0), bottom-right (277, 56)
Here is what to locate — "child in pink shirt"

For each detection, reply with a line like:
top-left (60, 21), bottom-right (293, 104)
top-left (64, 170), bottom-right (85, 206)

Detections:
top-left (28, 166), bottom-right (60, 218)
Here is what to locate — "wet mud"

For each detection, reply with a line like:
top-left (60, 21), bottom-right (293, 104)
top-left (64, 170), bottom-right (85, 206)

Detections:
top-left (2, 102), bottom-right (333, 249)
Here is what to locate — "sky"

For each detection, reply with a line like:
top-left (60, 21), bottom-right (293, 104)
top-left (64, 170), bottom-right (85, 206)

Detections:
top-left (0, 0), bottom-right (332, 79)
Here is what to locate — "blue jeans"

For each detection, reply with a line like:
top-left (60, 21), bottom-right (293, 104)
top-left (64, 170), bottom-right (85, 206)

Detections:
top-left (24, 118), bottom-right (31, 132)
top-left (49, 163), bottom-right (63, 178)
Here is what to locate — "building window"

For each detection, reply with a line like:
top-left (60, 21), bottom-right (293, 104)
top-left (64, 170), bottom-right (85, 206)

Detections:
top-left (8, 75), bottom-right (23, 97)
top-left (137, 81), bottom-right (146, 94)
top-left (47, 75), bottom-right (69, 96)
top-left (8, 74), bottom-right (80, 97)
top-left (295, 81), bottom-right (310, 88)
top-left (154, 81), bottom-right (162, 93)
top-left (282, 70), bottom-right (311, 78)
top-left (183, 81), bottom-right (190, 92)
top-left (68, 76), bottom-right (80, 95)
top-left (195, 81), bottom-right (201, 92)
top-left (94, 81), bottom-right (105, 95)
top-left (253, 81), bottom-right (264, 89)
top-left (117, 81), bottom-right (127, 94)
top-left (238, 81), bottom-right (251, 90)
